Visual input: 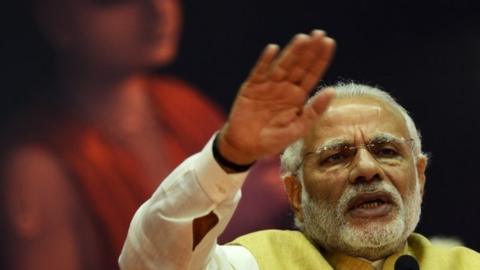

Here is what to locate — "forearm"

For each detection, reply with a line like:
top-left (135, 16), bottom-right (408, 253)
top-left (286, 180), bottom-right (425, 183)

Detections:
top-left (119, 29), bottom-right (336, 269)
top-left (119, 136), bottom-right (247, 270)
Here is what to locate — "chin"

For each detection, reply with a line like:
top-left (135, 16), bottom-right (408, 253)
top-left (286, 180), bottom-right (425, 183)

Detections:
top-left (313, 225), bottom-right (408, 261)
top-left (150, 46), bottom-right (178, 67)
top-left (341, 240), bottom-right (406, 261)
top-left (304, 212), bottom-right (411, 261)
top-left (342, 213), bottom-right (407, 252)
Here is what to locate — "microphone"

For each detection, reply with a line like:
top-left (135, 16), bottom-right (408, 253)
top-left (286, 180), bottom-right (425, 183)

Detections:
top-left (394, 255), bottom-right (420, 270)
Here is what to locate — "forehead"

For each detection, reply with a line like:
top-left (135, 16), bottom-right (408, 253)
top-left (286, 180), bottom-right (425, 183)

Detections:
top-left (304, 96), bottom-right (410, 150)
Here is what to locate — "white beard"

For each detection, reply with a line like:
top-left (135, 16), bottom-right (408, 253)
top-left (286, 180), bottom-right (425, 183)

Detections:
top-left (300, 180), bottom-right (422, 261)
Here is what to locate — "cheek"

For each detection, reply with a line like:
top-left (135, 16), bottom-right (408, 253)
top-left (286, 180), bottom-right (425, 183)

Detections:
top-left (384, 165), bottom-right (418, 199)
top-left (85, 14), bottom-right (144, 46)
top-left (303, 170), bottom-right (349, 204)
top-left (69, 10), bottom-right (154, 65)
top-left (149, 0), bottom-right (182, 62)
top-left (163, 0), bottom-right (182, 26)
top-left (71, 4), bottom-right (154, 46)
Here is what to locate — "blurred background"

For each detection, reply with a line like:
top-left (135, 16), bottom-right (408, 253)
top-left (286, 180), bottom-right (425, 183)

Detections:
top-left (1, 0), bottom-right (480, 268)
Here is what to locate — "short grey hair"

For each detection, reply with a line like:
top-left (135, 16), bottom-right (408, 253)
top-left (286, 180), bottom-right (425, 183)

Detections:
top-left (280, 82), bottom-right (424, 180)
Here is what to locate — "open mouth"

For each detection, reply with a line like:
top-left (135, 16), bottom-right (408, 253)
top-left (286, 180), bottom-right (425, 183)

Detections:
top-left (347, 192), bottom-right (395, 219)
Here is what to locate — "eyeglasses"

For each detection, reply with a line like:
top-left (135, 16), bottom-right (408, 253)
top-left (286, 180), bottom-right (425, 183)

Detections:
top-left (296, 136), bottom-right (415, 173)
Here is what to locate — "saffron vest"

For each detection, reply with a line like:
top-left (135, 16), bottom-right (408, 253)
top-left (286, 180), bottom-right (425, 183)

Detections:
top-left (231, 230), bottom-right (480, 270)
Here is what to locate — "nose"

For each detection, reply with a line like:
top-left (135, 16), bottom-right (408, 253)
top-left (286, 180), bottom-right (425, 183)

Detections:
top-left (348, 148), bottom-right (384, 184)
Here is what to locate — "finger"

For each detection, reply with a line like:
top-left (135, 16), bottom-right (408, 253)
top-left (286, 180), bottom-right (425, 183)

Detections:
top-left (267, 88), bottom-right (335, 149)
top-left (269, 34), bottom-right (310, 81)
top-left (247, 44), bottom-right (280, 84)
top-left (300, 37), bottom-right (336, 91)
top-left (286, 30), bottom-right (326, 84)
top-left (302, 87), bottom-right (336, 120)
top-left (285, 88), bottom-right (336, 140)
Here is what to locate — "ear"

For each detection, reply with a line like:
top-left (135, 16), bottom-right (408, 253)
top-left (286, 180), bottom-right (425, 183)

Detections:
top-left (416, 154), bottom-right (428, 196)
top-left (284, 175), bottom-right (304, 223)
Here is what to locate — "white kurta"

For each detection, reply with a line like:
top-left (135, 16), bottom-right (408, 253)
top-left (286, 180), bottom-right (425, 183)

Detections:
top-left (118, 135), bottom-right (259, 270)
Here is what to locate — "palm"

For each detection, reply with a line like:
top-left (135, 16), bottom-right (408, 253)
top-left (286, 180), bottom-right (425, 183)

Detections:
top-left (220, 30), bottom-right (336, 164)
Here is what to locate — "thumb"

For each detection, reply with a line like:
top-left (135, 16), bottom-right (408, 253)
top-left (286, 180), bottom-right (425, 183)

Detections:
top-left (303, 87), bottom-right (336, 121)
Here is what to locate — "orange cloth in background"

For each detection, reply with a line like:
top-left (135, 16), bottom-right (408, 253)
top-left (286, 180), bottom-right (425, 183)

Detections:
top-left (3, 76), bottom-right (291, 269)
top-left (51, 77), bottom-right (225, 265)
top-left (4, 76), bottom-right (224, 269)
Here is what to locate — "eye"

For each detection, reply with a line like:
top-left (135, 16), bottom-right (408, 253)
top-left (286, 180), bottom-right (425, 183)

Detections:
top-left (321, 150), bottom-right (351, 165)
top-left (373, 146), bottom-right (400, 158)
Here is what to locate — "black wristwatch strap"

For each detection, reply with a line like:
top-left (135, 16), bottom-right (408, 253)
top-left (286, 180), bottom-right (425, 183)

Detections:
top-left (212, 134), bottom-right (255, 172)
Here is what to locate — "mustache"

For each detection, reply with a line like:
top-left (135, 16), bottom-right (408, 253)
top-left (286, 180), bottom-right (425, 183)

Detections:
top-left (337, 181), bottom-right (403, 214)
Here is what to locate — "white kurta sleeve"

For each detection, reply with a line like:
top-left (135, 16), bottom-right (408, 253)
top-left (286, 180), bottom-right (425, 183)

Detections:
top-left (118, 135), bottom-right (259, 270)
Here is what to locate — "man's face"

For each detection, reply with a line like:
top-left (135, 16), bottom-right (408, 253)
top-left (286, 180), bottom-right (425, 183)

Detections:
top-left (292, 96), bottom-right (427, 260)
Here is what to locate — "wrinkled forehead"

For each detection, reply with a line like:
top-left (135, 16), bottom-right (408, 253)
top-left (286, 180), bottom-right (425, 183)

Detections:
top-left (304, 96), bottom-right (410, 151)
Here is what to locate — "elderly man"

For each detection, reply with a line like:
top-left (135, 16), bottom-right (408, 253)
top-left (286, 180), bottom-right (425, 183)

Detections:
top-left (119, 30), bottom-right (480, 269)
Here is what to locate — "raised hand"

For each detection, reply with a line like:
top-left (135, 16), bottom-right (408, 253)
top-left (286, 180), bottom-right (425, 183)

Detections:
top-left (218, 30), bottom-right (336, 165)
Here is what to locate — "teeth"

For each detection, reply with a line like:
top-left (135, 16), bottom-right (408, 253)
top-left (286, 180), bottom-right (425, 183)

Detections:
top-left (359, 201), bottom-right (383, 209)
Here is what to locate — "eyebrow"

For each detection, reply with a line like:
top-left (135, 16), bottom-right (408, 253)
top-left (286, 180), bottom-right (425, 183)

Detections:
top-left (314, 138), bottom-right (351, 153)
top-left (370, 133), bottom-right (404, 144)
top-left (313, 133), bottom-right (406, 152)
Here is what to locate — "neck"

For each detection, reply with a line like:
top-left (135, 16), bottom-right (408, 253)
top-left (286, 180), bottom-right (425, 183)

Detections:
top-left (55, 60), bottom-right (155, 135)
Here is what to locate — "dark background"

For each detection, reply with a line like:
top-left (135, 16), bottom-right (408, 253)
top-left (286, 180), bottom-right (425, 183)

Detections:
top-left (1, 0), bottom-right (479, 263)
top-left (169, 0), bottom-right (480, 250)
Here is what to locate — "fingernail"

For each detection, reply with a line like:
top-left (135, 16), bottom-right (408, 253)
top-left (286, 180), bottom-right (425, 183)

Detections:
top-left (312, 29), bottom-right (326, 36)
top-left (294, 33), bottom-right (310, 41)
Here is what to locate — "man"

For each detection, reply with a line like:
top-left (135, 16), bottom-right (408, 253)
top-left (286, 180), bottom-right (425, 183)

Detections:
top-left (119, 30), bottom-right (480, 269)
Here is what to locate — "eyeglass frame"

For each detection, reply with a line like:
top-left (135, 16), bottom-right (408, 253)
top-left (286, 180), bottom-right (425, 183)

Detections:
top-left (294, 134), bottom-right (416, 174)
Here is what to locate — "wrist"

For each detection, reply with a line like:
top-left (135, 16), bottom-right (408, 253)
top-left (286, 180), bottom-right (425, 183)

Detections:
top-left (212, 133), bottom-right (256, 173)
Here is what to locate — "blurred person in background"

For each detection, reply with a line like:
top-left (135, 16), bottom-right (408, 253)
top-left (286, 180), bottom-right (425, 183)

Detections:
top-left (0, 0), bottom-right (289, 269)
